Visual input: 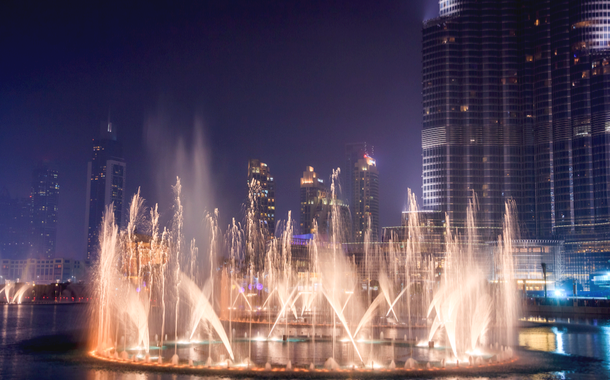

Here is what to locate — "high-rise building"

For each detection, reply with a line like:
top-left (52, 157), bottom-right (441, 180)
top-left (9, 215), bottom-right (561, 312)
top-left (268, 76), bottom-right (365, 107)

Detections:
top-left (345, 143), bottom-right (367, 206)
top-left (85, 122), bottom-right (126, 262)
top-left (30, 165), bottom-right (59, 259)
top-left (0, 189), bottom-right (32, 260)
top-left (422, 0), bottom-right (610, 241)
top-left (299, 166), bottom-right (327, 234)
top-left (351, 154), bottom-right (379, 242)
top-left (299, 166), bottom-right (352, 240)
top-left (247, 159), bottom-right (275, 236)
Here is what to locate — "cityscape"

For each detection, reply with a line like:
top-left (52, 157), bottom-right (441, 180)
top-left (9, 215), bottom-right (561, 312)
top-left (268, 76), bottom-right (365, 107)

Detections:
top-left (2, 1), bottom-right (610, 379)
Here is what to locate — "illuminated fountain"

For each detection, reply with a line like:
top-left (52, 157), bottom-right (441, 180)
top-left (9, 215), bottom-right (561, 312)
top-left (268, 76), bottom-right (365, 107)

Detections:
top-left (90, 172), bottom-right (519, 373)
top-left (0, 280), bottom-right (33, 304)
top-left (1, 281), bottom-right (14, 303)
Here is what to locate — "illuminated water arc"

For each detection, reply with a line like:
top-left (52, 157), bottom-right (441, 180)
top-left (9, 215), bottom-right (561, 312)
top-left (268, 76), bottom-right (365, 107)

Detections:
top-left (385, 282), bottom-right (415, 318)
top-left (260, 287), bottom-right (277, 309)
top-left (340, 290), bottom-right (354, 315)
top-left (353, 293), bottom-right (385, 338)
top-left (378, 273), bottom-right (398, 321)
top-left (182, 274), bottom-right (234, 361)
top-left (320, 287), bottom-right (364, 364)
top-left (267, 285), bottom-right (299, 338)
top-left (231, 279), bottom-right (253, 311)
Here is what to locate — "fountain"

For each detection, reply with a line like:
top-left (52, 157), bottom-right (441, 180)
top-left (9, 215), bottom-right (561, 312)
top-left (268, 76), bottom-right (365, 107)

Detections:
top-left (89, 169), bottom-right (520, 374)
top-left (1, 280), bottom-right (15, 303)
top-left (0, 281), bottom-right (32, 304)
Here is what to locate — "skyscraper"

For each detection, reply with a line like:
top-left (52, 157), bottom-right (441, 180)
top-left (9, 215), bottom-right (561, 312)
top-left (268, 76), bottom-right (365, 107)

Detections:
top-left (351, 154), bottom-right (379, 242)
top-left (247, 159), bottom-right (275, 236)
top-left (422, 0), bottom-right (610, 241)
top-left (0, 189), bottom-right (32, 260)
top-left (345, 142), bottom-right (367, 207)
top-left (30, 165), bottom-right (59, 259)
top-left (299, 166), bottom-right (327, 234)
top-left (85, 122), bottom-right (126, 262)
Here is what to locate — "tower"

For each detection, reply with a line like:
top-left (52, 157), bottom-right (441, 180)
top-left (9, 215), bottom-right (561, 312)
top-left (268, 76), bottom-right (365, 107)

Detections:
top-left (247, 159), bottom-right (275, 236)
top-left (345, 142), bottom-right (367, 207)
top-left (351, 154), bottom-right (379, 242)
top-left (0, 189), bottom-right (32, 260)
top-left (299, 166), bottom-right (327, 235)
top-left (30, 165), bottom-right (59, 259)
top-left (85, 121), bottom-right (126, 262)
top-left (423, 0), bottom-right (610, 240)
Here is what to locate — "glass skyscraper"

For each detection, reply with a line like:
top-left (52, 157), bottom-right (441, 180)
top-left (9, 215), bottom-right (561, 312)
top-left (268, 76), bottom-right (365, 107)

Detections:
top-left (423, 0), bottom-right (610, 241)
top-left (247, 159), bottom-right (276, 236)
top-left (351, 154), bottom-right (379, 242)
top-left (299, 166), bottom-right (327, 235)
top-left (85, 122), bottom-right (126, 262)
top-left (30, 165), bottom-right (59, 259)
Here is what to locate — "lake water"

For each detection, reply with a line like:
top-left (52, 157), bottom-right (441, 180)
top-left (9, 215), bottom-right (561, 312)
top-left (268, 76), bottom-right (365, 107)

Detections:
top-left (1, 303), bottom-right (609, 379)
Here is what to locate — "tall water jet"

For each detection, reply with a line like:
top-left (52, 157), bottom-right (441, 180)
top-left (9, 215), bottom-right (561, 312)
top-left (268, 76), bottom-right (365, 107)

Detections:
top-left (330, 168), bottom-right (340, 361)
top-left (172, 178), bottom-right (183, 363)
top-left (94, 204), bottom-right (120, 353)
top-left (426, 196), bottom-right (518, 359)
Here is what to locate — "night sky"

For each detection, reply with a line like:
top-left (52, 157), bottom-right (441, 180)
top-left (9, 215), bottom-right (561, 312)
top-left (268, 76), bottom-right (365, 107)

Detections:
top-left (0, 0), bottom-right (438, 259)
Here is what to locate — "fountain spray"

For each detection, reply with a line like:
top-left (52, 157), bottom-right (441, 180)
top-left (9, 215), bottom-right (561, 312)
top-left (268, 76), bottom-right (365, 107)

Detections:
top-left (172, 177), bottom-right (183, 363)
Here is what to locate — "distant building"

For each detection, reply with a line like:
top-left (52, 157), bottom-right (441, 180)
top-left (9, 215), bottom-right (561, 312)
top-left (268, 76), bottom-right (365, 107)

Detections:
top-left (85, 122), bottom-right (126, 262)
top-left (384, 210), bottom-right (445, 243)
top-left (30, 165), bottom-right (59, 259)
top-left (299, 166), bottom-right (327, 234)
top-left (319, 197), bottom-right (351, 240)
top-left (351, 154), bottom-right (379, 242)
top-left (247, 159), bottom-right (275, 236)
top-left (490, 240), bottom-right (564, 294)
top-left (0, 189), bottom-right (31, 260)
top-left (0, 258), bottom-right (83, 284)
top-left (344, 142), bottom-right (367, 207)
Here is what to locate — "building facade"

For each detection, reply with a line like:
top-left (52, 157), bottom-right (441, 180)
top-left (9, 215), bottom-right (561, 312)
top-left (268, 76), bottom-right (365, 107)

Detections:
top-left (345, 142), bottom-right (368, 206)
top-left (0, 190), bottom-right (32, 260)
top-left (351, 154), bottom-right (379, 242)
top-left (1, 258), bottom-right (83, 284)
top-left (30, 165), bottom-right (59, 259)
top-left (299, 166), bottom-right (327, 234)
top-left (423, 0), bottom-right (610, 288)
top-left (423, 0), bottom-right (610, 240)
top-left (247, 159), bottom-right (276, 236)
top-left (86, 122), bottom-right (126, 262)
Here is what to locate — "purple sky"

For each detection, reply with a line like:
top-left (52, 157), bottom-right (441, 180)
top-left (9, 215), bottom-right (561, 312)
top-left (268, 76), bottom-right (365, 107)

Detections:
top-left (0, 0), bottom-right (439, 259)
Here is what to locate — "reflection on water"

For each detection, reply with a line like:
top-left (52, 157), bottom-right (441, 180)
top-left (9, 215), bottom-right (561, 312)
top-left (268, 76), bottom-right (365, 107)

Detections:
top-left (0, 305), bottom-right (609, 380)
top-left (554, 327), bottom-right (564, 354)
top-left (519, 316), bottom-right (610, 378)
top-left (519, 327), bottom-right (557, 352)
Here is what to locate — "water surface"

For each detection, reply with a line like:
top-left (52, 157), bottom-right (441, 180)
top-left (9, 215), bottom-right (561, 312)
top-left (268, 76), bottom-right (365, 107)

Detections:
top-left (1, 304), bottom-right (608, 379)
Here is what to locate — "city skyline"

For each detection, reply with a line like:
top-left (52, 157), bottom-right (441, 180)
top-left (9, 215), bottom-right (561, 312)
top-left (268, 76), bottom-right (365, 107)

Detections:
top-left (3, 2), bottom-right (610, 379)
top-left (0, 1), bottom-right (435, 259)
